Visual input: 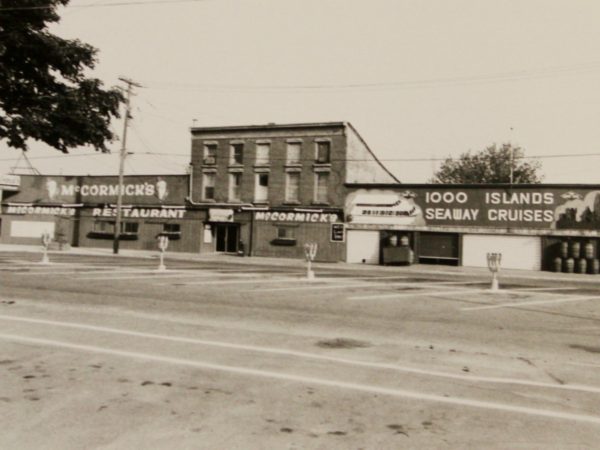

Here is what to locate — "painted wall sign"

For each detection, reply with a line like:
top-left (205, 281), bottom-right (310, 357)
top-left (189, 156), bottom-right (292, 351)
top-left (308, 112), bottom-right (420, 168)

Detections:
top-left (209, 208), bottom-right (234, 222)
top-left (92, 208), bottom-right (185, 219)
top-left (330, 223), bottom-right (345, 242)
top-left (345, 187), bottom-right (600, 230)
top-left (0, 174), bottom-right (21, 191)
top-left (255, 211), bottom-right (339, 223)
top-left (2, 175), bottom-right (188, 205)
top-left (4, 205), bottom-right (76, 216)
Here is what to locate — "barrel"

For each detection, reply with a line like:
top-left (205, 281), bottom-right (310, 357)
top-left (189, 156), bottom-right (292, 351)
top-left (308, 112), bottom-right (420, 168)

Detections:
top-left (400, 235), bottom-right (409, 247)
top-left (553, 257), bottom-right (562, 273)
top-left (577, 258), bottom-right (587, 274)
top-left (585, 241), bottom-right (595, 259)
top-left (564, 257), bottom-right (575, 273)
top-left (560, 241), bottom-right (569, 258)
top-left (590, 259), bottom-right (600, 275)
top-left (571, 241), bottom-right (581, 259)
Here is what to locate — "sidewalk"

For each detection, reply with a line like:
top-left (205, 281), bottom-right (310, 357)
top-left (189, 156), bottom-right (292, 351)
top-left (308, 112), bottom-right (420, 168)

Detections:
top-left (1, 243), bottom-right (600, 284)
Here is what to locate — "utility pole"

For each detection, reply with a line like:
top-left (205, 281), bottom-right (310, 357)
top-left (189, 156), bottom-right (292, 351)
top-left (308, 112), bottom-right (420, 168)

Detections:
top-left (509, 127), bottom-right (514, 185)
top-left (113, 77), bottom-right (142, 254)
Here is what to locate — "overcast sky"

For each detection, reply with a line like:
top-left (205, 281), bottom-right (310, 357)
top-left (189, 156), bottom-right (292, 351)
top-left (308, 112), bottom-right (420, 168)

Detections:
top-left (3, 0), bottom-right (600, 183)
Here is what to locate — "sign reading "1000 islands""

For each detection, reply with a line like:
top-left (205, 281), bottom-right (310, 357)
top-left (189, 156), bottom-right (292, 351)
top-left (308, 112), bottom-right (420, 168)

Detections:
top-left (424, 191), bottom-right (555, 223)
top-left (346, 188), bottom-right (600, 230)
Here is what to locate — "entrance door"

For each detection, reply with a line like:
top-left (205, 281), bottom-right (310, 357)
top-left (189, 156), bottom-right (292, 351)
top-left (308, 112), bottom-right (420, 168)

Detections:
top-left (215, 224), bottom-right (239, 253)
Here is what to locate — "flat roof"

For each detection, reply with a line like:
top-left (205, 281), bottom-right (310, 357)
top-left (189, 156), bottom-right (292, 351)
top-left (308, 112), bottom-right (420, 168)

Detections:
top-left (190, 121), bottom-right (347, 133)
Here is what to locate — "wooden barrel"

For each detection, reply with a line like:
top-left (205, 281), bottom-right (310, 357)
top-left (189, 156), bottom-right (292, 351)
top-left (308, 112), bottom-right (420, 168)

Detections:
top-left (577, 258), bottom-right (587, 274)
top-left (585, 241), bottom-right (595, 259)
top-left (571, 241), bottom-right (581, 259)
top-left (564, 257), bottom-right (575, 273)
top-left (553, 257), bottom-right (562, 273)
top-left (590, 259), bottom-right (600, 275)
top-left (560, 241), bottom-right (569, 258)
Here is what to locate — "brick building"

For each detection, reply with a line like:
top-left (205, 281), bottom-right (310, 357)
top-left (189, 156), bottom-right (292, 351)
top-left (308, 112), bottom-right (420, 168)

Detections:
top-left (189, 122), bottom-right (398, 261)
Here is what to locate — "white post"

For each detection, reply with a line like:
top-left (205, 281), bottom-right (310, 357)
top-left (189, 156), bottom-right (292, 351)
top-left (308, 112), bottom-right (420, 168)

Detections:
top-left (41, 232), bottom-right (51, 265)
top-left (304, 242), bottom-right (318, 280)
top-left (487, 252), bottom-right (502, 291)
top-left (157, 235), bottom-right (169, 271)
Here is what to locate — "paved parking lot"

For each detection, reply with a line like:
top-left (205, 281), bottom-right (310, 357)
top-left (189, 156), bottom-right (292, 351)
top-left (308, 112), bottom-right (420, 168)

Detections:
top-left (2, 249), bottom-right (600, 448)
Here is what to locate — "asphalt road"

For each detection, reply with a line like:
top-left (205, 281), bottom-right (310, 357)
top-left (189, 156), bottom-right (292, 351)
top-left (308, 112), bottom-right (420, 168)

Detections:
top-left (1, 250), bottom-right (600, 449)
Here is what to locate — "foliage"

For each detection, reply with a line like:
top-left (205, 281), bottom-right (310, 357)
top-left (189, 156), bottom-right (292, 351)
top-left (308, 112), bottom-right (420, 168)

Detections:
top-left (0, 0), bottom-right (124, 152)
top-left (430, 143), bottom-right (543, 184)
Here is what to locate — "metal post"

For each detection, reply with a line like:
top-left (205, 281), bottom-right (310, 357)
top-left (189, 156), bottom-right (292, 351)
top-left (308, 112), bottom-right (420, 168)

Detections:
top-left (487, 252), bottom-right (502, 291)
top-left (41, 232), bottom-right (51, 265)
top-left (157, 235), bottom-right (169, 271)
top-left (304, 242), bottom-right (318, 280)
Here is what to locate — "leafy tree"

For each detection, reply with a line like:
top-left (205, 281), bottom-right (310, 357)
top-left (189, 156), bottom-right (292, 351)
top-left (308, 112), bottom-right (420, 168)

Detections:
top-left (431, 143), bottom-right (543, 184)
top-left (0, 0), bottom-right (124, 152)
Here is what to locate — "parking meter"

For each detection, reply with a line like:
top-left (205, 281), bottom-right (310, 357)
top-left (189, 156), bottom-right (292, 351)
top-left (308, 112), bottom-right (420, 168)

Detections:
top-left (157, 235), bottom-right (169, 271)
top-left (304, 242), bottom-right (318, 280)
top-left (487, 252), bottom-right (502, 291)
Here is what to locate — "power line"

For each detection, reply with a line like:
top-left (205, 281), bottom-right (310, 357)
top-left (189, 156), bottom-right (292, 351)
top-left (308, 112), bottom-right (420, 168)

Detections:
top-left (0, 0), bottom-right (212, 11)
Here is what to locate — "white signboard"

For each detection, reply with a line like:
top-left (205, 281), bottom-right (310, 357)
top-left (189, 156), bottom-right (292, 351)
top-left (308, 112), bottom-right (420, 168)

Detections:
top-left (0, 174), bottom-right (21, 191)
top-left (209, 208), bottom-right (234, 222)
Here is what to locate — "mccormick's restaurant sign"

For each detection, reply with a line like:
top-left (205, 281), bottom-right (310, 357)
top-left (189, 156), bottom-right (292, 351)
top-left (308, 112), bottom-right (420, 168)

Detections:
top-left (255, 210), bottom-right (340, 223)
top-left (1, 175), bottom-right (188, 206)
top-left (346, 187), bottom-right (600, 230)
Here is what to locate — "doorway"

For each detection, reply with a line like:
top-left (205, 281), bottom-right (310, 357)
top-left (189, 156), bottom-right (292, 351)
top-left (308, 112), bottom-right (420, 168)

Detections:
top-left (215, 223), bottom-right (239, 253)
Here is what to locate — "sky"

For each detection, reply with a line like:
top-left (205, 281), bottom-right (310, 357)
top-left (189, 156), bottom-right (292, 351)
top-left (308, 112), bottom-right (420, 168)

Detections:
top-left (3, 0), bottom-right (600, 183)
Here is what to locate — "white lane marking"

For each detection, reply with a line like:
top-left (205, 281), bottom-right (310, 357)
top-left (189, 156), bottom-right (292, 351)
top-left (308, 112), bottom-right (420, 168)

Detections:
top-left (2, 332), bottom-right (600, 425)
top-left (74, 272), bottom-right (266, 281)
top-left (511, 287), bottom-right (578, 292)
top-left (3, 313), bottom-right (597, 395)
top-left (163, 277), bottom-right (314, 286)
top-left (350, 288), bottom-right (485, 301)
top-left (13, 268), bottom-right (178, 276)
top-left (260, 280), bottom-right (481, 293)
top-left (462, 295), bottom-right (600, 311)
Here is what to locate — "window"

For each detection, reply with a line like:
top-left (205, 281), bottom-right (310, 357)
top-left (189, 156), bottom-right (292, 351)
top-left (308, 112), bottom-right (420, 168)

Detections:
top-left (285, 172), bottom-right (300, 202)
top-left (163, 223), bottom-right (181, 234)
top-left (91, 221), bottom-right (138, 236)
top-left (122, 222), bottom-right (139, 235)
top-left (229, 173), bottom-right (242, 201)
top-left (315, 172), bottom-right (329, 203)
top-left (286, 142), bottom-right (302, 164)
top-left (230, 143), bottom-right (244, 165)
top-left (203, 144), bottom-right (217, 165)
top-left (277, 226), bottom-right (295, 239)
top-left (255, 173), bottom-right (269, 202)
top-left (203, 173), bottom-right (215, 200)
top-left (93, 220), bottom-right (114, 234)
top-left (316, 141), bottom-right (330, 163)
top-left (256, 143), bottom-right (270, 165)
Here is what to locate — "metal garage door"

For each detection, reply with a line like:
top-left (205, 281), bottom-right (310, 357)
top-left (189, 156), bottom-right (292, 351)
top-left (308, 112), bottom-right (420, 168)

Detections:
top-left (462, 234), bottom-right (542, 271)
top-left (346, 230), bottom-right (380, 264)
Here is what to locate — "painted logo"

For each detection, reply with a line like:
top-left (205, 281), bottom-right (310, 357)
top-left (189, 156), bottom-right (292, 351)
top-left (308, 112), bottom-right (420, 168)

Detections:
top-left (346, 190), bottom-right (425, 225)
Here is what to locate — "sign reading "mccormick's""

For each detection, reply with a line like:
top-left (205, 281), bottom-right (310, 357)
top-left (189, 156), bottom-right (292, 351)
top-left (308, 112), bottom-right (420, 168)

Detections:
top-left (255, 210), bottom-right (340, 223)
top-left (346, 187), bottom-right (600, 230)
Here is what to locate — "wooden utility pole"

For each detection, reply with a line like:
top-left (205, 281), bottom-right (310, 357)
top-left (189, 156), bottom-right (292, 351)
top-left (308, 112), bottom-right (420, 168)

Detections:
top-left (113, 77), bottom-right (142, 254)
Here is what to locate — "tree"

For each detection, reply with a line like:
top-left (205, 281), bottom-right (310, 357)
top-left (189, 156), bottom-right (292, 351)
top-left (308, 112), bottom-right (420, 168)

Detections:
top-left (430, 143), bottom-right (543, 184)
top-left (0, 0), bottom-right (124, 153)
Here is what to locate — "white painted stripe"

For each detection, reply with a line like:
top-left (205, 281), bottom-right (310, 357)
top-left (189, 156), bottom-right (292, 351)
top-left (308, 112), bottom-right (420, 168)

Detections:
top-left (260, 280), bottom-right (481, 293)
top-left (3, 313), bottom-right (596, 395)
top-left (462, 295), bottom-right (600, 311)
top-left (75, 272), bottom-right (265, 281)
top-left (510, 287), bottom-right (578, 292)
top-left (350, 288), bottom-right (484, 301)
top-left (1, 332), bottom-right (600, 425)
top-left (163, 277), bottom-right (311, 286)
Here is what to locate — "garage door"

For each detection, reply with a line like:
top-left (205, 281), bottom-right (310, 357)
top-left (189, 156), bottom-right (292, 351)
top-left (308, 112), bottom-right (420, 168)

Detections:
top-left (346, 230), bottom-right (380, 264)
top-left (462, 235), bottom-right (541, 271)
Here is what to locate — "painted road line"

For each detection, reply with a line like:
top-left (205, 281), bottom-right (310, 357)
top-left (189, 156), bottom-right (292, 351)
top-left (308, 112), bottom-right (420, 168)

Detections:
top-left (75, 272), bottom-right (268, 281)
top-left (3, 312), bottom-right (600, 395)
top-left (2, 332), bottom-right (600, 425)
top-left (259, 279), bottom-right (482, 293)
top-left (508, 287), bottom-right (579, 292)
top-left (162, 277), bottom-right (320, 286)
top-left (462, 295), bottom-right (600, 311)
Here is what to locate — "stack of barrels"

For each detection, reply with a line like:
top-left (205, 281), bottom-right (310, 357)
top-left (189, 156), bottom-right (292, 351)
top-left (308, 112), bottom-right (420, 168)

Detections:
top-left (554, 240), bottom-right (600, 274)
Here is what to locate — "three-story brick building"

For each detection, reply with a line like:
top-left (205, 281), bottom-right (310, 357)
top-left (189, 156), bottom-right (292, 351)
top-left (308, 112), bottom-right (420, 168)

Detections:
top-left (189, 122), bottom-right (398, 261)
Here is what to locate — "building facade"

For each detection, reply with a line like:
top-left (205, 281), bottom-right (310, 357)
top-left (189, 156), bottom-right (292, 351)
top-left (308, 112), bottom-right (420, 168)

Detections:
top-left (189, 122), bottom-right (398, 261)
top-left (345, 184), bottom-right (600, 273)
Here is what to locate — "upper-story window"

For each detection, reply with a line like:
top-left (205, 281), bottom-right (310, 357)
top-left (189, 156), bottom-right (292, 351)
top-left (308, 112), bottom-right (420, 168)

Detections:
top-left (202, 173), bottom-right (215, 200)
top-left (229, 173), bottom-right (242, 202)
top-left (255, 173), bottom-right (269, 202)
top-left (285, 172), bottom-right (300, 203)
top-left (230, 143), bottom-right (244, 165)
top-left (315, 141), bottom-right (330, 164)
top-left (314, 172), bottom-right (329, 203)
top-left (286, 142), bottom-right (302, 165)
top-left (203, 143), bottom-right (217, 165)
top-left (255, 143), bottom-right (270, 165)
